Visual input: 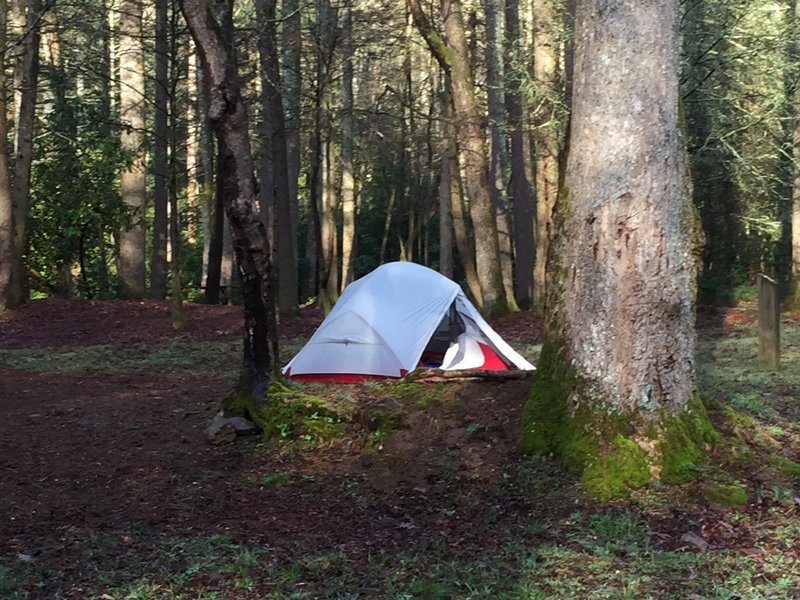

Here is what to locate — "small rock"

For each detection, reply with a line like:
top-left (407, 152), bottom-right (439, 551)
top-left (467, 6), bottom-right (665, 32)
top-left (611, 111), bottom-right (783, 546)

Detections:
top-left (204, 414), bottom-right (237, 445)
top-left (17, 553), bottom-right (32, 562)
top-left (680, 532), bottom-right (709, 551)
top-left (227, 416), bottom-right (258, 435)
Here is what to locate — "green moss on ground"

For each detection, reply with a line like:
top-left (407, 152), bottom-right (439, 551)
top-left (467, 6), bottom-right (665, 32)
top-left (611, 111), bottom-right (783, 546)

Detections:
top-left (772, 455), bottom-right (800, 478)
top-left (704, 482), bottom-right (749, 506)
top-left (223, 382), bottom-right (344, 445)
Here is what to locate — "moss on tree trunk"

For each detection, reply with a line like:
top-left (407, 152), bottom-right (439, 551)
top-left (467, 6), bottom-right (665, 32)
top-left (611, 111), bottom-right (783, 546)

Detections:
top-left (522, 336), bottom-right (719, 501)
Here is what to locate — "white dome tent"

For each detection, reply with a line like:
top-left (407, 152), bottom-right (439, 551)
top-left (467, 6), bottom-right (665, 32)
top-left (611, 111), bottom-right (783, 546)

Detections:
top-left (283, 262), bottom-right (534, 383)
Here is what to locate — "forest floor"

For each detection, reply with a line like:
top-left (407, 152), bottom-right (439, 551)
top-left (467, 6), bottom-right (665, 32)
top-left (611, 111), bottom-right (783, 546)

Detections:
top-left (0, 299), bottom-right (799, 599)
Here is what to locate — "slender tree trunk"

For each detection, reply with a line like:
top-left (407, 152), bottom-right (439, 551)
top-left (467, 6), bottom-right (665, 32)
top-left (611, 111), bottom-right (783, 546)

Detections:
top-left (485, 0), bottom-right (517, 310)
top-left (169, 46), bottom-right (187, 331)
top-left (438, 87), bottom-right (454, 279)
top-left (0, 0), bottom-right (13, 312)
top-left (180, 0), bottom-right (278, 398)
top-left (186, 41), bottom-right (200, 246)
top-left (150, 0), bottom-right (169, 299)
top-left (442, 85), bottom-right (481, 303)
top-left (312, 0), bottom-right (338, 313)
top-left (168, 0), bottom-right (186, 330)
top-left (118, 0), bottom-right (147, 299)
top-left (281, 0), bottom-right (301, 214)
top-left (522, 0), bottom-right (712, 501)
top-left (8, 0), bottom-right (40, 308)
top-left (401, 8), bottom-right (415, 263)
top-left (505, 0), bottom-right (535, 308)
top-left (281, 0), bottom-right (303, 299)
top-left (409, 0), bottom-right (510, 316)
top-left (340, 0), bottom-right (356, 291)
top-left (531, 0), bottom-right (562, 312)
top-left (256, 0), bottom-right (298, 315)
top-left (321, 133), bottom-right (339, 308)
top-left (195, 39), bottom-right (224, 305)
top-left (205, 142), bottom-right (225, 304)
top-left (788, 0), bottom-right (800, 310)
top-left (380, 188), bottom-right (396, 265)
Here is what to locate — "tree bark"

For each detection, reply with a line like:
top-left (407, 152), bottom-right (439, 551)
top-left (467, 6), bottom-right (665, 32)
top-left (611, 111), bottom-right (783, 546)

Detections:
top-left (281, 0), bottom-right (301, 227)
top-left (205, 141), bottom-right (225, 304)
top-left (168, 0), bottom-right (186, 330)
top-left (788, 0), bottom-right (800, 310)
top-left (438, 88), bottom-right (454, 279)
top-left (186, 41), bottom-right (200, 246)
top-left (150, 0), bottom-right (169, 299)
top-left (169, 71), bottom-right (187, 331)
top-left (340, 0), bottom-right (357, 292)
top-left (442, 84), bottom-right (481, 303)
top-left (409, 0), bottom-right (510, 317)
top-left (311, 0), bottom-right (339, 313)
top-left (281, 0), bottom-right (304, 301)
top-left (8, 0), bottom-right (40, 308)
top-left (522, 0), bottom-right (713, 501)
top-left (531, 0), bottom-right (562, 312)
top-left (179, 0), bottom-right (277, 399)
top-left (117, 0), bottom-right (147, 299)
top-left (505, 0), bottom-right (535, 308)
top-left (485, 0), bottom-right (517, 310)
top-left (0, 0), bottom-right (13, 312)
top-left (255, 0), bottom-right (298, 315)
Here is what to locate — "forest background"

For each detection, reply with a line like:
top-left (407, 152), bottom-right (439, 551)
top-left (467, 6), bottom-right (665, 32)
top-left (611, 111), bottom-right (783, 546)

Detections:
top-left (0, 0), bottom-right (798, 317)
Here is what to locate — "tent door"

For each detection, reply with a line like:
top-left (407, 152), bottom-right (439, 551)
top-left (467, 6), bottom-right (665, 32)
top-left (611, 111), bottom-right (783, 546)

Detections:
top-left (421, 303), bottom-right (465, 367)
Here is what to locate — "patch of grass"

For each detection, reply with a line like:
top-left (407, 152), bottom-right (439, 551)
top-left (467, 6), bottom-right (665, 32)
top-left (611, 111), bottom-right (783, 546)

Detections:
top-left (697, 322), bottom-right (800, 416)
top-left (0, 340), bottom-right (240, 378)
top-left (252, 472), bottom-right (291, 487)
top-left (375, 381), bottom-right (447, 409)
top-left (729, 393), bottom-right (775, 417)
top-left (0, 564), bottom-right (19, 598)
top-left (577, 511), bottom-right (651, 555)
top-left (4, 517), bottom-right (800, 600)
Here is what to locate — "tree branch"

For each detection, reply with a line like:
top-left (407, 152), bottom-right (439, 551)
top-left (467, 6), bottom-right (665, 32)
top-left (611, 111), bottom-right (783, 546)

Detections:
top-left (407, 0), bottom-right (452, 73)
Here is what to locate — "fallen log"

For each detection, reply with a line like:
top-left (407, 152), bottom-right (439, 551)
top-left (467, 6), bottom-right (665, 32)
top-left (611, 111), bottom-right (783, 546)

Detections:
top-left (403, 368), bottom-right (533, 382)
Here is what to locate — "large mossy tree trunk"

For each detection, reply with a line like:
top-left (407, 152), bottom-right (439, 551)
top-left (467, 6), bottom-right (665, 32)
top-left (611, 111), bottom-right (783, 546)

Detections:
top-left (180, 0), bottom-right (276, 401)
top-left (521, 0), bottom-right (717, 501)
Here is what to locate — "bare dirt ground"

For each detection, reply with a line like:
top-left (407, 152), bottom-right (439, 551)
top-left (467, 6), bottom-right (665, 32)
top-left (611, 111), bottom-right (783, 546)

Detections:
top-left (0, 300), bottom-right (555, 597)
top-left (0, 300), bottom-right (797, 598)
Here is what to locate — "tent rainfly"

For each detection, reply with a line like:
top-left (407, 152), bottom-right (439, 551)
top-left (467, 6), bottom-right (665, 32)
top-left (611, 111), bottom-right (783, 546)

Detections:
top-left (283, 262), bottom-right (535, 383)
